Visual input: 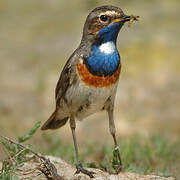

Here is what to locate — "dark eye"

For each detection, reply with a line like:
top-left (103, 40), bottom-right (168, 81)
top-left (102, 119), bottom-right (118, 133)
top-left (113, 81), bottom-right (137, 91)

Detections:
top-left (100, 15), bottom-right (108, 22)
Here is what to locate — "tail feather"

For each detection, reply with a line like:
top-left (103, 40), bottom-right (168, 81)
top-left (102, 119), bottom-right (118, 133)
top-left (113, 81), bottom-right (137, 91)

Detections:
top-left (41, 110), bottom-right (69, 130)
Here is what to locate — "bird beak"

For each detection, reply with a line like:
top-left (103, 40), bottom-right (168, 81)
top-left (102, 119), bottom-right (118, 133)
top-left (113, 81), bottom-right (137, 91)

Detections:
top-left (112, 14), bottom-right (139, 23)
top-left (122, 15), bottom-right (131, 22)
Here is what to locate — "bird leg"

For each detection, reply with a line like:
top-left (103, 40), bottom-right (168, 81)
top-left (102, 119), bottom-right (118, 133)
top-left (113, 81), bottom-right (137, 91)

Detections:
top-left (70, 117), bottom-right (95, 178)
top-left (107, 107), bottom-right (123, 173)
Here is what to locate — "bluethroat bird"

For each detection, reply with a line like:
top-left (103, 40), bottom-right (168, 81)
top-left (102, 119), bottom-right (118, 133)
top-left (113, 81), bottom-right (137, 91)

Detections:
top-left (41, 5), bottom-right (139, 178)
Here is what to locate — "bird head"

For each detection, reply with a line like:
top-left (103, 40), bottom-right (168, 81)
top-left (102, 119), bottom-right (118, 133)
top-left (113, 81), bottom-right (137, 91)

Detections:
top-left (82, 5), bottom-right (138, 43)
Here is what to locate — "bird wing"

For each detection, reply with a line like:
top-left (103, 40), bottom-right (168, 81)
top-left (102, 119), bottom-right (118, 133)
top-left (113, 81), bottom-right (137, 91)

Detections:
top-left (55, 50), bottom-right (80, 105)
top-left (41, 50), bottom-right (81, 130)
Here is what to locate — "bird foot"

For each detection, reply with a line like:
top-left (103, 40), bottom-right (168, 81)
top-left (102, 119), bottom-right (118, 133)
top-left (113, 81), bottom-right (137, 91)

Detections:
top-left (116, 164), bottom-right (123, 173)
top-left (112, 146), bottom-right (123, 174)
top-left (112, 163), bottom-right (123, 174)
top-left (75, 163), bottom-right (95, 178)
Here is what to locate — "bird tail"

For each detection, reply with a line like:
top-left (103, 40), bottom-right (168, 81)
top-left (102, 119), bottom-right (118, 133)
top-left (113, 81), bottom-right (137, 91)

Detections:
top-left (41, 110), bottom-right (68, 130)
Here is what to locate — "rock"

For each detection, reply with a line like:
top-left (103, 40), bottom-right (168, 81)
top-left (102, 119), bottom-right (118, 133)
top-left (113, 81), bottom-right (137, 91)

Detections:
top-left (5, 156), bottom-right (174, 180)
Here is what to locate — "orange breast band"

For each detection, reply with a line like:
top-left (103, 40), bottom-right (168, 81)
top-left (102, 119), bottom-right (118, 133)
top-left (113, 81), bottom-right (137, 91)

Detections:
top-left (76, 63), bottom-right (121, 88)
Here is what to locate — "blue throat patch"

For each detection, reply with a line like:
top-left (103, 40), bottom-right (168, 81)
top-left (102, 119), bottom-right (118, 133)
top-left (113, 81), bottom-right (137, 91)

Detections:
top-left (85, 22), bottom-right (123, 77)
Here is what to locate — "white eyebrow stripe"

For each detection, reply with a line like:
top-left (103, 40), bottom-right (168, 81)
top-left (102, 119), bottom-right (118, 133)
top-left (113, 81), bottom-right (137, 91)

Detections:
top-left (100, 11), bottom-right (119, 16)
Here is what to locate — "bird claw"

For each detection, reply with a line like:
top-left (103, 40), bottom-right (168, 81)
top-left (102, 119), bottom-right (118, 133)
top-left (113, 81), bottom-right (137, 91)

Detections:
top-left (75, 163), bottom-right (95, 178)
top-left (112, 145), bottom-right (123, 173)
top-left (116, 164), bottom-right (123, 173)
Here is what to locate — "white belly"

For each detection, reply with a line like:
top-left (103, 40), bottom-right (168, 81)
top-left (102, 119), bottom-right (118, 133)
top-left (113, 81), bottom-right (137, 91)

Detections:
top-left (66, 79), bottom-right (118, 120)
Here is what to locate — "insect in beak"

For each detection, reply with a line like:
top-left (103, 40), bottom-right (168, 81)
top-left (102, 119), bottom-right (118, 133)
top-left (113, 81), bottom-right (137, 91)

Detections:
top-left (112, 14), bottom-right (139, 24)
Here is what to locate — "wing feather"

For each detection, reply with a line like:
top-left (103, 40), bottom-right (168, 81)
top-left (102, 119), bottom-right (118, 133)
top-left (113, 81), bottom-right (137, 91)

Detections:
top-left (55, 50), bottom-right (81, 106)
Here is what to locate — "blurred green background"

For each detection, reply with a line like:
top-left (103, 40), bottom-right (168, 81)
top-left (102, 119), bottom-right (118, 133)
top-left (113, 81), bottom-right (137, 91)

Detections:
top-left (0, 0), bottom-right (180, 178)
